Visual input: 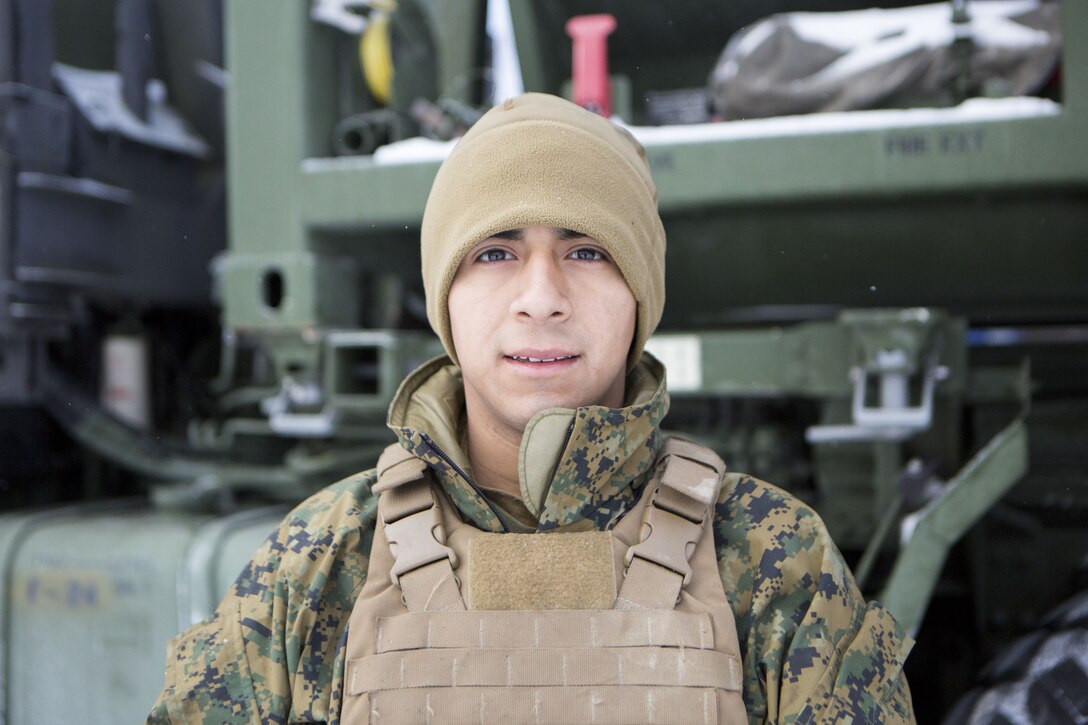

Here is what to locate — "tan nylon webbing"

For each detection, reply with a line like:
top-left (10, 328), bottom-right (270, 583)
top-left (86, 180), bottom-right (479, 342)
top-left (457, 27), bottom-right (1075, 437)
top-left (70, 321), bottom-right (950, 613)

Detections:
top-left (373, 444), bottom-right (428, 493)
top-left (616, 436), bottom-right (726, 610)
top-left (366, 686), bottom-right (721, 725)
top-left (615, 559), bottom-right (684, 610)
top-left (398, 559), bottom-right (465, 612)
top-left (374, 609), bottom-right (716, 652)
top-left (658, 439), bottom-right (724, 507)
top-left (377, 471), bottom-right (466, 612)
top-left (380, 482), bottom-right (433, 522)
top-left (653, 483), bottom-right (707, 523)
top-left (350, 646), bottom-right (739, 692)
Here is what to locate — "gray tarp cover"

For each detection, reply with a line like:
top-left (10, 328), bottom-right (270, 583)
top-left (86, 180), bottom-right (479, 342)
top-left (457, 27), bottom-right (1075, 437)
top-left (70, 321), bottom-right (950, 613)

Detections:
top-left (710, 0), bottom-right (1061, 120)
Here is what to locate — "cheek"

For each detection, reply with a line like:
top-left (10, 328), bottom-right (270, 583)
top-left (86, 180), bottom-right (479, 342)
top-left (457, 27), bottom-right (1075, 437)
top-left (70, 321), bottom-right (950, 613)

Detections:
top-left (599, 282), bottom-right (636, 336)
top-left (447, 284), bottom-right (475, 352)
top-left (449, 281), bottom-right (500, 362)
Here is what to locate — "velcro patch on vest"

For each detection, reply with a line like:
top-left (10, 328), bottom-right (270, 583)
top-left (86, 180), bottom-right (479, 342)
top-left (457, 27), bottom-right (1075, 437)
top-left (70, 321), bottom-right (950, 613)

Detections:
top-left (468, 531), bottom-right (616, 610)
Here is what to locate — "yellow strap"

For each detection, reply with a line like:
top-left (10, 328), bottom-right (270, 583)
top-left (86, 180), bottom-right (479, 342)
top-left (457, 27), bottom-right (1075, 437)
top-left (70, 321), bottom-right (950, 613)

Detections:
top-left (360, 10), bottom-right (393, 106)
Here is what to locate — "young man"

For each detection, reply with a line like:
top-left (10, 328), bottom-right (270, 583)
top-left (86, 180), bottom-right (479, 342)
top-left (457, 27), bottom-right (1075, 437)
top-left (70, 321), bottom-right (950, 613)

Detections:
top-left (149, 94), bottom-right (915, 723)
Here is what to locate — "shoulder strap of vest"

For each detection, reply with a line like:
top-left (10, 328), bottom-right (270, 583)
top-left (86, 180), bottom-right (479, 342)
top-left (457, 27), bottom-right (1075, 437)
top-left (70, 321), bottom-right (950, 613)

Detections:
top-left (616, 436), bottom-right (726, 611)
top-left (373, 443), bottom-right (466, 612)
top-left (373, 442), bottom-right (429, 493)
top-left (658, 436), bottom-right (726, 503)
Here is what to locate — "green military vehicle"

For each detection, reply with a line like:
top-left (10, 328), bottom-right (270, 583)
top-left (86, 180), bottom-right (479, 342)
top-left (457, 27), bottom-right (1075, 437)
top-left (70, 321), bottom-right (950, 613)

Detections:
top-left (1, 0), bottom-right (1085, 722)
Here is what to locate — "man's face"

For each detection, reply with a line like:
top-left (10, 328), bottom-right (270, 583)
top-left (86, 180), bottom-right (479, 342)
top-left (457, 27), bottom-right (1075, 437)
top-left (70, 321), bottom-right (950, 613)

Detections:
top-left (448, 226), bottom-right (636, 438)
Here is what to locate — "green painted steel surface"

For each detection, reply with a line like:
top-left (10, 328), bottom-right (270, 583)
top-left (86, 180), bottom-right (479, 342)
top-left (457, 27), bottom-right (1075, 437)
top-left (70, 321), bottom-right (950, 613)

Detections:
top-left (646, 310), bottom-right (967, 398)
top-left (0, 503), bottom-right (286, 725)
top-left (224, 1), bottom-right (1088, 333)
top-left (880, 417), bottom-right (1030, 636)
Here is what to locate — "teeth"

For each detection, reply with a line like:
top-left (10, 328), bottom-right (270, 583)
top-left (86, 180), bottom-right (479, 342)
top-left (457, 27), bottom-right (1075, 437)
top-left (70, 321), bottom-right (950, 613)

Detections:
top-left (512, 355), bottom-right (574, 363)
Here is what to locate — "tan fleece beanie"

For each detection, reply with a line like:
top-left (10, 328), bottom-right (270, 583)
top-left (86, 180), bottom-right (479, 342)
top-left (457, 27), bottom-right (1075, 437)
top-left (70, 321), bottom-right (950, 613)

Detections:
top-left (420, 93), bottom-right (666, 370)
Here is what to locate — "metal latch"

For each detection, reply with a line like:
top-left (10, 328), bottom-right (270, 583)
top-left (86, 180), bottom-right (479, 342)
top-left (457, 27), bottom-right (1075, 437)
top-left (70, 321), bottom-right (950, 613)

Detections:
top-left (384, 507), bottom-right (458, 586)
top-left (624, 490), bottom-right (704, 585)
top-left (806, 308), bottom-right (955, 444)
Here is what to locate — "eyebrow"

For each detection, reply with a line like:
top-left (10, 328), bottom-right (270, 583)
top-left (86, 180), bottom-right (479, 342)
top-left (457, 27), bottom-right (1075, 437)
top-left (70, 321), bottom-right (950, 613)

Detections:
top-left (489, 228), bottom-right (587, 241)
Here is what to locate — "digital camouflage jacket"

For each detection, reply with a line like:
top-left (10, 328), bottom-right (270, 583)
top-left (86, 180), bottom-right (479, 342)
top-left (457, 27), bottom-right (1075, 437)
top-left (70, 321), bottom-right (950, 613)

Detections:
top-left (148, 355), bottom-right (916, 724)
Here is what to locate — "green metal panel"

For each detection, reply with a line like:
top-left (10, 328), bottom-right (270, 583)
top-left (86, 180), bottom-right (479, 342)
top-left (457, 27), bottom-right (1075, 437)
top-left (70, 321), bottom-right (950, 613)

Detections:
top-left (298, 156), bottom-right (439, 230)
top-left (225, 0), bottom-right (486, 331)
top-left (217, 251), bottom-right (360, 329)
top-left (647, 312), bottom-right (966, 399)
top-left (0, 503), bottom-right (286, 725)
top-left (652, 112), bottom-right (1084, 206)
top-left (224, 1), bottom-right (1088, 332)
top-left (880, 417), bottom-right (1030, 636)
top-left (225, 0), bottom-right (311, 263)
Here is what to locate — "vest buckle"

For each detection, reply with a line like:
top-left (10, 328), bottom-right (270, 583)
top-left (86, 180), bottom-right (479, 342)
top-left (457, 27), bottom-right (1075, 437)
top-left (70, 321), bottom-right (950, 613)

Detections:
top-left (623, 489), bottom-right (705, 586)
top-left (384, 507), bottom-right (459, 586)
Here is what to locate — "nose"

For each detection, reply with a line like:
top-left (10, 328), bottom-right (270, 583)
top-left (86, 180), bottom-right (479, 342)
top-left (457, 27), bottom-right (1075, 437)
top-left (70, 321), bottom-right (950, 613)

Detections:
top-left (510, 254), bottom-right (572, 322)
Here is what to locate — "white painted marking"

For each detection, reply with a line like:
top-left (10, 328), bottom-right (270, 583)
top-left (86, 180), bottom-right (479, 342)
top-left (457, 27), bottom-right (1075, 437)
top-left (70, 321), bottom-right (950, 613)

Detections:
top-left (645, 336), bottom-right (702, 392)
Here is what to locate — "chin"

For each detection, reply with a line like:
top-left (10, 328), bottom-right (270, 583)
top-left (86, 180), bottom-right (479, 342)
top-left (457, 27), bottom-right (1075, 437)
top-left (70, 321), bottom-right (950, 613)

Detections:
top-left (524, 390), bottom-right (603, 416)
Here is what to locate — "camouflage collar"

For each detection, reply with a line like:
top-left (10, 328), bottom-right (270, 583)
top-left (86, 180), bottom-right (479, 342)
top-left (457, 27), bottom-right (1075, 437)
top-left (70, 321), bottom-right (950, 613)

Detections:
top-left (386, 354), bottom-right (670, 532)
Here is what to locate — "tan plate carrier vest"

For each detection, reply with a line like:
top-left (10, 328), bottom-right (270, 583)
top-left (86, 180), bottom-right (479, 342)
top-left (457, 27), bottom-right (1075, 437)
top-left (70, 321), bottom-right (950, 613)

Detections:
top-left (342, 437), bottom-right (748, 725)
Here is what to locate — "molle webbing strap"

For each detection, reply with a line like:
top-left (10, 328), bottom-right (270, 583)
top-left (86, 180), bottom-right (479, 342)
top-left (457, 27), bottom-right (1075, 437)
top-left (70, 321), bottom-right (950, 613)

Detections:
top-left (362, 687), bottom-right (724, 725)
top-left (372, 609), bottom-right (718, 652)
top-left (352, 646), bottom-right (734, 690)
top-left (348, 609), bottom-right (743, 723)
top-left (375, 444), bottom-right (465, 612)
top-left (617, 437), bottom-right (726, 610)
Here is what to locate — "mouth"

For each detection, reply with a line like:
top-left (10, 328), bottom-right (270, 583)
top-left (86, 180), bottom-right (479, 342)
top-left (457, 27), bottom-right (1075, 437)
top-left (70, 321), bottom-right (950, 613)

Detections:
top-left (505, 354), bottom-right (579, 364)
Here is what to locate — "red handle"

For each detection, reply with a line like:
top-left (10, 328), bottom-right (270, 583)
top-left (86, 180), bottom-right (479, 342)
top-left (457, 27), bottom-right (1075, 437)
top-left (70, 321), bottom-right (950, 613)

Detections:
top-left (565, 14), bottom-right (617, 117)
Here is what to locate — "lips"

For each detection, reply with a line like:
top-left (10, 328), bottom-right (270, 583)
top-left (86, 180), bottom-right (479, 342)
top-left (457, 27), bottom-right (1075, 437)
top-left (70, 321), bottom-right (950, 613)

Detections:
top-left (503, 350), bottom-right (581, 368)
top-left (507, 354), bottom-right (578, 363)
